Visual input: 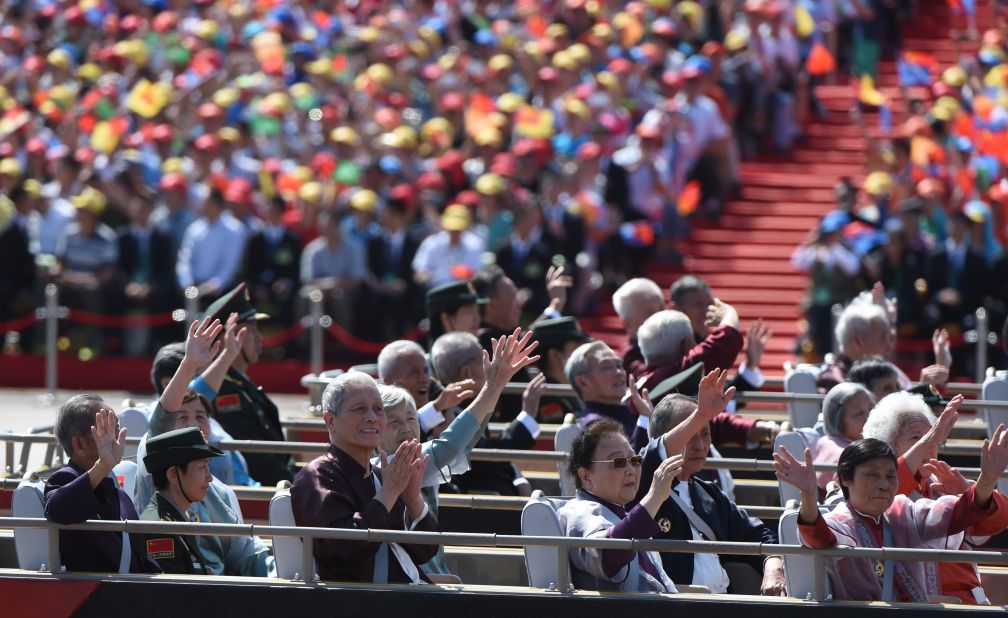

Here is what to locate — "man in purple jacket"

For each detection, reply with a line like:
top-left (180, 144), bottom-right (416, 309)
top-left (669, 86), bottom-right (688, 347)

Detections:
top-left (44, 394), bottom-right (161, 574)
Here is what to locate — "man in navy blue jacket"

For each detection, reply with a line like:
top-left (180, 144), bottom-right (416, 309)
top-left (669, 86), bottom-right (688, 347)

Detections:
top-left (44, 394), bottom-right (161, 574)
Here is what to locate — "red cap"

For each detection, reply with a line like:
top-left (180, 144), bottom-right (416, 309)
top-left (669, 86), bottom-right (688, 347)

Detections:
top-left (383, 44), bottom-right (407, 62)
top-left (513, 138), bottom-right (539, 157)
top-left (23, 55), bottom-right (43, 73)
top-left (224, 177), bottom-right (254, 203)
top-left (490, 152), bottom-right (517, 177)
top-left (151, 124), bottom-right (173, 143)
top-left (661, 70), bottom-right (683, 88)
top-left (389, 183), bottom-right (416, 208)
top-left (436, 150), bottom-right (465, 171)
top-left (537, 67), bottom-right (559, 83)
top-left (193, 134), bottom-right (220, 152)
top-left (416, 171), bottom-right (446, 191)
top-left (456, 189), bottom-right (481, 206)
top-left (75, 147), bottom-right (95, 163)
top-left (25, 137), bottom-right (46, 155)
top-left (0, 26), bottom-right (25, 45)
top-left (421, 63), bottom-right (443, 81)
top-left (310, 152), bottom-right (337, 176)
top-left (65, 6), bottom-right (85, 25)
top-left (152, 11), bottom-right (179, 33)
top-left (607, 58), bottom-right (632, 74)
top-left (681, 65), bottom-right (703, 80)
top-left (120, 15), bottom-right (143, 32)
top-left (440, 92), bottom-right (465, 112)
top-left (198, 102), bottom-right (223, 120)
top-left (576, 141), bottom-right (602, 161)
top-left (160, 172), bottom-right (188, 191)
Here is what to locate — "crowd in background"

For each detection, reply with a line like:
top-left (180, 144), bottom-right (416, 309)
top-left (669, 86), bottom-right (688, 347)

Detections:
top-left (0, 0), bottom-right (911, 361)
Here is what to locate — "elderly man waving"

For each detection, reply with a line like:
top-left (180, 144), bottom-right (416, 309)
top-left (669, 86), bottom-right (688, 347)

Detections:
top-left (632, 370), bottom-right (787, 596)
top-left (291, 372), bottom-right (435, 584)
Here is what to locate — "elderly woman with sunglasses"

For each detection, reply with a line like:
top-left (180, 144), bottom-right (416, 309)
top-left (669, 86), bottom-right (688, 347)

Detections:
top-left (557, 419), bottom-right (684, 593)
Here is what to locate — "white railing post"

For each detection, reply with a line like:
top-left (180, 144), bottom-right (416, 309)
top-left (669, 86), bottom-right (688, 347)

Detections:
top-left (43, 283), bottom-right (59, 401)
top-left (46, 526), bottom-right (61, 573)
top-left (976, 307), bottom-right (989, 384)
top-left (309, 287), bottom-right (323, 377)
top-left (300, 533), bottom-right (316, 584)
top-left (184, 286), bottom-right (201, 324)
top-left (811, 554), bottom-right (827, 601)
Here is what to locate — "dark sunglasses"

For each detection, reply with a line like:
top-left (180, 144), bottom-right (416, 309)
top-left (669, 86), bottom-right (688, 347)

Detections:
top-left (592, 456), bottom-right (642, 469)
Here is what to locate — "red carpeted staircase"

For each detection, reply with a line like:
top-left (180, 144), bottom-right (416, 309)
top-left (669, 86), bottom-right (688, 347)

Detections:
top-left (580, 1), bottom-right (988, 377)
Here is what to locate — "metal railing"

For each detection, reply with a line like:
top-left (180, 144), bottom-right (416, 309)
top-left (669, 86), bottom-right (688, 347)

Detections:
top-left (3, 515), bottom-right (1008, 602)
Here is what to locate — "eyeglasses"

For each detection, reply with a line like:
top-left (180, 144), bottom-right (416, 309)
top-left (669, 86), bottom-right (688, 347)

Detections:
top-left (591, 456), bottom-right (642, 469)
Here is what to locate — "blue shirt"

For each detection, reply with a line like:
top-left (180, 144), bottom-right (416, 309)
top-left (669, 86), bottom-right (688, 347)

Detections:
top-left (176, 212), bottom-right (247, 289)
top-left (57, 223), bottom-right (119, 275)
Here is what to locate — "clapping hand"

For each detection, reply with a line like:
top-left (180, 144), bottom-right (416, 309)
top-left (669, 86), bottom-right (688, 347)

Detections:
top-left (697, 369), bottom-right (736, 422)
top-left (744, 319), bottom-right (773, 369)
top-left (627, 375), bottom-right (653, 418)
top-left (920, 458), bottom-right (972, 496)
top-left (773, 446), bottom-right (817, 496)
top-left (482, 328), bottom-right (540, 391)
top-left (981, 424), bottom-right (1008, 483)
top-left (92, 409), bottom-right (126, 472)
top-left (545, 265), bottom-right (574, 314)
top-left (433, 379), bottom-right (477, 412)
top-left (184, 316), bottom-right (223, 369)
top-left (926, 394), bottom-right (962, 447)
top-left (522, 373), bottom-right (547, 417)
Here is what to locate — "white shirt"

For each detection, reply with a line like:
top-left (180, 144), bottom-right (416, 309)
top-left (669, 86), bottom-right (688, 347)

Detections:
top-left (674, 481), bottom-right (731, 593)
top-left (411, 230), bottom-right (486, 287)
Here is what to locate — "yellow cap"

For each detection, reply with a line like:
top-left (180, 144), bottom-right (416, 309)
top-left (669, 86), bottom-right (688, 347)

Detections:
top-left (725, 30), bottom-right (749, 52)
top-left (392, 125), bottom-right (417, 149)
top-left (47, 49), bottom-right (72, 70)
top-left (77, 63), bottom-right (102, 82)
top-left (567, 43), bottom-right (591, 64)
top-left (217, 127), bottom-right (241, 143)
top-left (552, 51), bottom-right (577, 70)
top-left (330, 126), bottom-right (360, 146)
top-left (367, 63), bottom-right (394, 85)
top-left (358, 26), bottom-right (379, 43)
top-left (162, 157), bottom-right (185, 174)
top-left (298, 181), bottom-right (322, 203)
top-left (931, 105), bottom-right (953, 122)
top-left (863, 171), bottom-right (893, 196)
top-left (677, 1), bottom-right (704, 30)
top-left (488, 54), bottom-right (513, 72)
top-left (195, 19), bottom-right (219, 40)
top-left (934, 95), bottom-right (961, 115)
top-left (441, 204), bottom-right (471, 231)
top-left (591, 23), bottom-right (614, 41)
top-left (306, 57), bottom-right (332, 76)
top-left (70, 187), bottom-right (107, 214)
top-left (408, 40), bottom-right (430, 58)
top-left (23, 178), bottom-right (41, 197)
top-left (942, 66), bottom-right (967, 88)
top-left (546, 23), bottom-right (569, 39)
top-left (497, 92), bottom-right (525, 113)
top-left (0, 157), bottom-right (21, 177)
top-left (350, 188), bottom-right (378, 212)
top-left (422, 117), bottom-right (453, 139)
top-left (475, 173), bottom-right (505, 196)
top-left (566, 98), bottom-right (590, 119)
top-left (417, 26), bottom-right (441, 48)
top-left (212, 87), bottom-right (240, 109)
top-left (474, 127), bottom-right (503, 148)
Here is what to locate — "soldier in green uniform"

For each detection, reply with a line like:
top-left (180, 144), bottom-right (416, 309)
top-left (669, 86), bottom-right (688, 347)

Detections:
top-left (203, 283), bottom-right (297, 485)
top-left (141, 427), bottom-right (225, 574)
top-left (530, 317), bottom-right (592, 423)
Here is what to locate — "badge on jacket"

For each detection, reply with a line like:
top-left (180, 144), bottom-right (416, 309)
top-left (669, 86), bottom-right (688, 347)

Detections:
top-left (216, 394), bottom-right (242, 413)
top-left (147, 538), bottom-right (175, 559)
top-left (657, 517), bottom-right (671, 533)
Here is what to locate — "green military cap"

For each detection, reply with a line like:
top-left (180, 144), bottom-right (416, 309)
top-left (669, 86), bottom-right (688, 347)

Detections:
top-left (425, 281), bottom-right (487, 318)
top-left (143, 427), bottom-right (224, 473)
top-left (204, 282), bottom-right (270, 323)
top-left (906, 382), bottom-right (951, 408)
top-left (530, 317), bottom-right (592, 350)
top-left (646, 362), bottom-right (705, 403)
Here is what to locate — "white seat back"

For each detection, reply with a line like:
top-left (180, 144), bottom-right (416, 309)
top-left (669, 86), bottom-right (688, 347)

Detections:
top-left (774, 431), bottom-right (811, 507)
top-left (269, 483), bottom-right (316, 580)
top-left (117, 408), bottom-right (149, 459)
top-left (112, 460), bottom-right (138, 503)
top-left (554, 418), bottom-right (580, 496)
top-left (981, 377), bottom-right (1008, 494)
top-left (12, 473), bottom-right (50, 571)
top-left (784, 371), bottom-right (821, 429)
top-left (778, 507), bottom-right (831, 599)
top-left (521, 491), bottom-right (569, 589)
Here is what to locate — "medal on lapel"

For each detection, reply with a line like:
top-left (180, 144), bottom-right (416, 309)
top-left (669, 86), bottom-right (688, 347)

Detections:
top-left (657, 517), bottom-right (671, 533)
top-left (873, 560), bottom-right (885, 578)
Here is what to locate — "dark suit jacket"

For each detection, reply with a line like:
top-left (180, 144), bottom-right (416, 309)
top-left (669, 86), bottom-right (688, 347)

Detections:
top-left (0, 219), bottom-right (34, 317)
top-left (367, 230), bottom-right (420, 283)
top-left (245, 226), bottom-right (302, 291)
top-left (117, 226), bottom-right (175, 309)
top-left (452, 414), bottom-right (535, 496)
top-left (494, 233), bottom-right (558, 316)
top-left (43, 462), bottom-right (161, 574)
top-left (633, 439), bottom-right (777, 586)
top-left (577, 401), bottom-right (649, 453)
top-left (925, 245), bottom-right (989, 328)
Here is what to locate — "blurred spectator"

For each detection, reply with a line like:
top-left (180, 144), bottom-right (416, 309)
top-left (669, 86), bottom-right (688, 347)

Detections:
top-left (176, 190), bottom-right (247, 300)
top-left (412, 204), bottom-right (485, 288)
top-left (495, 201), bottom-right (556, 317)
top-left (118, 197), bottom-right (175, 356)
top-left (924, 210), bottom-right (989, 335)
top-left (154, 173), bottom-right (198, 257)
top-left (300, 207), bottom-right (367, 331)
top-left (365, 189), bottom-right (423, 340)
top-left (0, 184), bottom-right (35, 323)
top-left (246, 197), bottom-right (301, 328)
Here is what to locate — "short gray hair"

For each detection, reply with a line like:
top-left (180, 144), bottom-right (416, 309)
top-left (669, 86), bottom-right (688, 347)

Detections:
top-left (612, 278), bottom-right (663, 319)
top-left (668, 275), bottom-right (711, 306)
top-left (822, 382), bottom-right (874, 437)
top-left (862, 391), bottom-right (936, 446)
top-left (377, 340), bottom-right (426, 382)
top-left (55, 394), bottom-right (105, 456)
top-left (564, 340), bottom-right (611, 399)
top-left (430, 332), bottom-right (483, 384)
top-left (835, 301), bottom-right (888, 356)
top-left (637, 310), bottom-right (694, 366)
top-left (378, 383), bottom-right (417, 415)
top-left (322, 371), bottom-right (379, 416)
top-left (650, 394), bottom-right (697, 438)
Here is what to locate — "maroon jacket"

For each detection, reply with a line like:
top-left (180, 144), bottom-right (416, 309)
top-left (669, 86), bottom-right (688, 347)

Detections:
top-left (291, 444), bottom-right (438, 583)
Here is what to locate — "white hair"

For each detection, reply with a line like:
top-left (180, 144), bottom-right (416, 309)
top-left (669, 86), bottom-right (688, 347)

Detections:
top-left (377, 340), bottom-right (426, 382)
top-left (430, 331), bottom-right (483, 384)
top-left (835, 301), bottom-right (889, 356)
top-left (822, 382), bottom-right (874, 437)
top-left (612, 277), bottom-right (664, 319)
top-left (321, 371), bottom-right (379, 416)
top-left (862, 391), bottom-right (937, 446)
top-left (378, 383), bottom-right (417, 415)
top-left (637, 310), bottom-right (694, 367)
top-left (564, 340), bottom-right (611, 399)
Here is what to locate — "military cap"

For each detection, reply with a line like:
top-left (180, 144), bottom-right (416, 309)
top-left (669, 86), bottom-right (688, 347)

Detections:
top-left (646, 362), bottom-right (705, 402)
top-left (905, 383), bottom-right (951, 408)
top-left (426, 281), bottom-right (487, 318)
top-left (204, 282), bottom-right (269, 323)
top-left (531, 317), bottom-right (592, 350)
top-left (143, 427), bottom-right (224, 473)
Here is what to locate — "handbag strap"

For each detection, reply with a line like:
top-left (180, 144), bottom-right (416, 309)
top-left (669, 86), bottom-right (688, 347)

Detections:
top-left (669, 484), bottom-right (719, 542)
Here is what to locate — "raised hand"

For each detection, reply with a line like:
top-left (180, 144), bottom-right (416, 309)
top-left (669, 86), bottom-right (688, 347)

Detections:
top-left (627, 375), bottom-right (653, 418)
top-left (640, 453), bottom-right (685, 516)
top-left (744, 319), bottom-right (773, 369)
top-left (545, 265), bottom-right (574, 314)
top-left (91, 409), bottom-right (126, 471)
top-left (696, 369), bottom-right (736, 422)
top-left (482, 328), bottom-right (540, 390)
top-left (433, 379), bottom-right (476, 412)
top-left (903, 394), bottom-right (961, 473)
top-left (707, 298), bottom-right (739, 330)
top-left (222, 312), bottom-right (248, 361)
top-left (522, 373), bottom-right (547, 417)
top-left (184, 315), bottom-right (223, 369)
top-left (933, 329), bottom-right (952, 368)
top-left (976, 424), bottom-right (1008, 508)
top-left (773, 446), bottom-right (817, 496)
top-left (920, 458), bottom-right (971, 496)
top-left (919, 365), bottom-right (950, 387)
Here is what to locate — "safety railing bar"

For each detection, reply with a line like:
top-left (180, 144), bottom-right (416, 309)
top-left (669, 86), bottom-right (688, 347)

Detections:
top-left (2, 517), bottom-right (1007, 565)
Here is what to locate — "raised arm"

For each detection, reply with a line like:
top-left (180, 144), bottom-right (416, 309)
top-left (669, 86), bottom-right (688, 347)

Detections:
top-left (902, 395), bottom-right (961, 475)
top-left (660, 369), bottom-right (736, 456)
top-left (198, 312), bottom-right (246, 395)
top-left (465, 327), bottom-right (540, 424)
top-left (976, 424), bottom-right (1008, 509)
top-left (161, 317), bottom-right (223, 412)
top-left (774, 446), bottom-right (820, 525)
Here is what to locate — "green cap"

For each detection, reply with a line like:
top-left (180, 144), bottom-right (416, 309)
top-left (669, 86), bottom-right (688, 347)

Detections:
top-left (143, 427), bottom-right (224, 473)
top-left (906, 383), bottom-right (951, 408)
top-left (203, 282), bottom-right (269, 324)
top-left (647, 362), bottom-right (705, 403)
top-left (530, 317), bottom-right (592, 351)
top-left (425, 281), bottom-right (487, 318)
